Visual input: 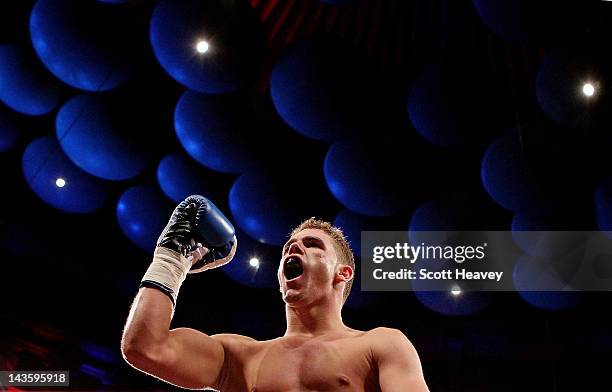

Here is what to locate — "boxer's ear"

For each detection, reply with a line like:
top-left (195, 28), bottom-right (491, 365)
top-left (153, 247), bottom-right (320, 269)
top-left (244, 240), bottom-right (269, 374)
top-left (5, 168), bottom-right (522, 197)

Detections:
top-left (335, 264), bottom-right (353, 283)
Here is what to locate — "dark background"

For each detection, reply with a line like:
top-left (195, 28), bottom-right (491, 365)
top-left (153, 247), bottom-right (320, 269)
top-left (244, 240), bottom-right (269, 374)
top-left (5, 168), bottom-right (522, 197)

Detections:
top-left (1, 0), bottom-right (612, 391)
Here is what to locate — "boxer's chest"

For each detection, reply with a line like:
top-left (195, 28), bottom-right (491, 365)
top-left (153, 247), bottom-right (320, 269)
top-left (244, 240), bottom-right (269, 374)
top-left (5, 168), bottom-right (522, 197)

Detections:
top-left (244, 337), bottom-right (378, 392)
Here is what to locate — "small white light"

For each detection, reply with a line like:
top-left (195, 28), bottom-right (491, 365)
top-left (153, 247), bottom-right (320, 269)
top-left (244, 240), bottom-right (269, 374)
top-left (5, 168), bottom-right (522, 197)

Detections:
top-left (55, 178), bottom-right (66, 188)
top-left (249, 257), bottom-right (260, 267)
top-left (583, 83), bottom-right (595, 97)
top-left (196, 40), bottom-right (209, 54)
top-left (450, 286), bottom-right (462, 296)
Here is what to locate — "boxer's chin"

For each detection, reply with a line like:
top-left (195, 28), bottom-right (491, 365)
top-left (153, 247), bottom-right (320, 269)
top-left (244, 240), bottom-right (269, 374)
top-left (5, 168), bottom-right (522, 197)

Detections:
top-left (283, 289), bottom-right (304, 305)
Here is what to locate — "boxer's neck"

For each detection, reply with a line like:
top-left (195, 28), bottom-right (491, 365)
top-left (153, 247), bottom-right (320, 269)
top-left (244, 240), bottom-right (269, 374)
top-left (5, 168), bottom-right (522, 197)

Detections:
top-left (284, 298), bottom-right (346, 337)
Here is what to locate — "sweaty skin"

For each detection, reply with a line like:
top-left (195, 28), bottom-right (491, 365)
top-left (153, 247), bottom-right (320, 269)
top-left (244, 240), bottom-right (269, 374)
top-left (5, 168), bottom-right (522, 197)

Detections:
top-left (122, 228), bottom-right (430, 392)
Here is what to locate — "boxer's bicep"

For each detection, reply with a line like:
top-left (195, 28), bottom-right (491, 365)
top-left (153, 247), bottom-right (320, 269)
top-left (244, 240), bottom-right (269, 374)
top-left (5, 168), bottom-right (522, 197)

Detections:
top-left (150, 327), bottom-right (228, 390)
top-left (373, 328), bottom-right (430, 392)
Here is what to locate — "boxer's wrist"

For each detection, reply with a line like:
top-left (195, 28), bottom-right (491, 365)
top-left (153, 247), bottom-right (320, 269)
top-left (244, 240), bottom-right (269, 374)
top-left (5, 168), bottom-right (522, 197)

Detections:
top-left (140, 247), bottom-right (193, 307)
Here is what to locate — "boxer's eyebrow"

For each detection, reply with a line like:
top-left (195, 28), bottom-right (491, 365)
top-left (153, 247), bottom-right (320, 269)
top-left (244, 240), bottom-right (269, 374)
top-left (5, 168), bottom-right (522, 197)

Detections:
top-left (282, 236), bottom-right (325, 254)
top-left (302, 236), bottom-right (326, 250)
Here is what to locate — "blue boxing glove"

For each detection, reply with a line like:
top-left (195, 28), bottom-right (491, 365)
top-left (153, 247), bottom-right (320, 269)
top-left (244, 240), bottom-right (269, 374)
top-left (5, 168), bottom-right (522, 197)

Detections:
top-left (156, 194), bottom-right (237, 272)
top-left (189, 235), bottom-right (236, 273)
top-left (141, 195), bottom-right (237, 306)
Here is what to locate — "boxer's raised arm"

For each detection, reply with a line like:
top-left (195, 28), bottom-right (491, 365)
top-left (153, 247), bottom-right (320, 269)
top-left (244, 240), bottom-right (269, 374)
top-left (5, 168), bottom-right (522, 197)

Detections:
top-left (122, 288), bottom-right (227, 389)
top-left (121, 195), bottom-right (238, 390)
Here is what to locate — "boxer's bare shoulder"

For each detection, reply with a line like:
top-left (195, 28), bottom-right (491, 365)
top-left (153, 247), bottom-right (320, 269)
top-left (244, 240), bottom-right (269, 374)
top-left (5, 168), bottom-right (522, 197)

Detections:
top-left (212, 327), bottom-right (424, 392)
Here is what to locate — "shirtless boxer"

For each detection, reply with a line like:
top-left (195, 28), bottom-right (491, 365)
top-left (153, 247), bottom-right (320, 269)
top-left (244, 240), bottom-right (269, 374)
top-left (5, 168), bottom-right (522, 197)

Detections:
top-left (121, 195), bottom-right (429, 391)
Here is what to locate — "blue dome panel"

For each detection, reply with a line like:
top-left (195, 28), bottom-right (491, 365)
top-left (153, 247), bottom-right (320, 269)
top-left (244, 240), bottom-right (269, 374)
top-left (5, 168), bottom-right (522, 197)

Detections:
top-left (0, 45), bottom-right (61, 116)
top-left (481, 132), bottom-right (548, 214)
top-left (512, 255), bottom-right (579, 310)
top-left (56, 94), bottom-right (148, 180)
top-left (536, 49), bottom-right (610, 130)
top-left (229, 172), bottom-right (304, 246)
top-left (0, 108), bottom-right (20, 151)
top-left (30, 0), bottom-right (132, 91)
top-left (270, 37), bottom-right (367, 141)
top-left (174, 91), bottom-right (257, 173)
top-left (473, 0), bottom-right (582, 45)
top-left (221, 230), bottom-right (279, 290)
top-left (324, 139), bottom-right (411, 217)
top-left (408, 196), bottom-right (492, 315)
top-left (157, 153), bottom-right (213, 203)
top-left (407, 64), bottom-right (504, 148)
top-left (414, 290), bottom-right (491, 316)
top-left (116, 185), bottom-right (169, 253)
top-left (150, 0), bottom-right (264, 94)
top-left (22, 136), bottom-right (108, 213)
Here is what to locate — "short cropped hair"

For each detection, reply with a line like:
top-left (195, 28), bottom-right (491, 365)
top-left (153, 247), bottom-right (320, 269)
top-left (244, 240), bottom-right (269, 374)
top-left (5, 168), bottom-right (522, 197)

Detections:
top-left (290, 218), bottom-right (355, 304)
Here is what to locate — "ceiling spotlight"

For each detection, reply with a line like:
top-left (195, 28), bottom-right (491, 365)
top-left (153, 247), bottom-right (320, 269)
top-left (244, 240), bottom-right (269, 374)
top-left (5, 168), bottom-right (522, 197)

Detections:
top-left (582, 83), bottom-right (595, 97)
top-left (249, 257), bottom-right (260, 267)
top-left (55, 178), bottom-right (66, 188)
top-left (450, 285), bottom-right (462, 296)
top-left (195, 40), bottom-right (209, 54)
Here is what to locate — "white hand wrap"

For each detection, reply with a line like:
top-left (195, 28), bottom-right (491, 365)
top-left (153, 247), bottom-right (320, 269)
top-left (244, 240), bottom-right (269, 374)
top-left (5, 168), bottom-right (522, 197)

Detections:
top-left (141, 247), bottom-right (192, 308)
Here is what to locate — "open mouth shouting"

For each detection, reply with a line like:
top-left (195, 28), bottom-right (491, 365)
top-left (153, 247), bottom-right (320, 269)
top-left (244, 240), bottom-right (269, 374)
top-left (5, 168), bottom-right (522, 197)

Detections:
top-left (283, 256), bottom-right (304, 281)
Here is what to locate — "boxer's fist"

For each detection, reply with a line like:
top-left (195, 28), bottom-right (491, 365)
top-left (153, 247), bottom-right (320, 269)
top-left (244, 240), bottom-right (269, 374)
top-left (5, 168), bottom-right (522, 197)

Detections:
top-left (189, 235), bottom-right (237, 273)
top-left (157, 195), bottom-right (205, 256)
top-left (157, 195), bottom-right (236, 271)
